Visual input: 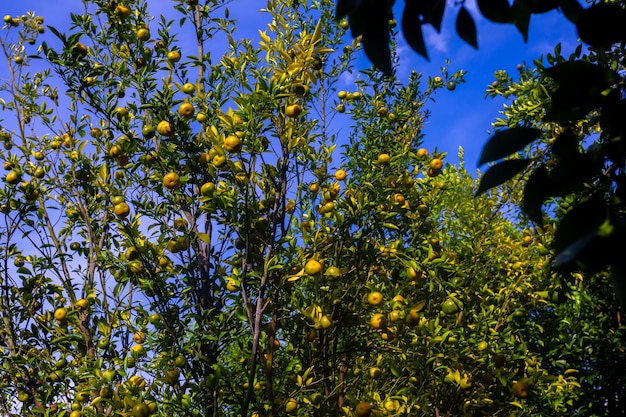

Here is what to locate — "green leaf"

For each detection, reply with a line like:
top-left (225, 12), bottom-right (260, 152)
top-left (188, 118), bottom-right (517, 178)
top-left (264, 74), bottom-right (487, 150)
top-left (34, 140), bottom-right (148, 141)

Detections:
top-left (522, 164), bottom-right (551, 225)
top-left (478, 127), bottom-right (541, 165)
top-left (576, 3), bottom-right (626, 48)
top-left (403, 3), bottom-right (429, 60)
top-left (477, 0), bottom-right (513, 23)
top-left (456, 6), bottom-right (478, 49)
top-left (475, 159), bottom-right (530, 196)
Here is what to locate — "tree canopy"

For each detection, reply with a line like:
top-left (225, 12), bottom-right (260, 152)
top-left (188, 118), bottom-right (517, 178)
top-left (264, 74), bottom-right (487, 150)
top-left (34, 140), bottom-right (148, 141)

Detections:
top-left (0, 1), bottom-right (624, 416)
top-left (338, 0), bottom-right (626, 308)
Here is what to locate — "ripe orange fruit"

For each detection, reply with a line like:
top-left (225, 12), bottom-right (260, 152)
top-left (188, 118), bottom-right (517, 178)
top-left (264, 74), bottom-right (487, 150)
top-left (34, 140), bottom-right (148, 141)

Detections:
top-left (427, 167), bottom-right (440, 177)
top-left (137, 28), bottom-right (150, 41)
top-left (223, 135), bottom-right (242, 153)
top-left (285, 398), bottom-right (297, 414)
top-left (163, 172), bottom-right (181, 190)
top-left (393, 193), bottom-right (405, 205)
top-left (130, 344), bottom-right (145, 357)
top-left (109, 144), bottom-right (123, 158)
top-left (212, 155), bottom-right (227, 169)
top-left (429, 158), bottom-right (443, 171)
top-left (182, 83), bottom-right (195, 94)
top-left (319, 315), bottom-right (333, 329)
top-left (377, 153), bottom-right (390, 164)
top-left (285, 104), bottom-right (302, 117)
top-left (309, 183), bottom-right (320, 193)
top-left (226, 280), bottom-right (238, 292)
top-left (5, 170), bottom-right (21, 185)
top-left (167, 50), bottom-right (181, 63)
top-left (512, 381), bottom-right (530, 399)
top-left (405, 308), bottom-right (420, 326)
top-left (335, 168), bottom-right (347, 181)
top-left (54, 307), bottom-right (68, 322)
top-left (133, 332), bottom-right (146, 344)
top-left (72, 43), bottom-right (88, 58)
top-left (196, 113), bottom-right (208, 123)
top-left (304, 259), bottom-right (323, 276)
top-left (75, 299), bottom-right (89, 310)
top-left (157, 120), bottom-right (174, 136)
top-left (114, 202), bottom-right (131, 218)
top-left (178, 102), bottom-right (195, 119)
top-left (319, 201), bottom-right (335, 214)
top-left (369, 366), bottom-right (382, 379)
top-left (367, 291), bottom-right (383, 306)
top-left (370, 313), bottom-right (387, 329)
top-left (355, 401), bottom-right (372, 417)
top-left (115, 5), bottom-right (131, 18)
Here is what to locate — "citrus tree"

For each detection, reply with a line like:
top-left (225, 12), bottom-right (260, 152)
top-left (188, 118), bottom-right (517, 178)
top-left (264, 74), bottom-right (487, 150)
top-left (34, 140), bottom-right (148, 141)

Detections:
top-left (0, 1), bottom-right (597, 416)
top-left (337, 0), bottom-right (626, 310)
top-left (476, 37), bottom-right (626, 414)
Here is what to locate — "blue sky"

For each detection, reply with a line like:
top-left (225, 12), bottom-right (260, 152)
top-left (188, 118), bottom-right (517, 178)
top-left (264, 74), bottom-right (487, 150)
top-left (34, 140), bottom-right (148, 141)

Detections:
top-left (3, 0), bottom-right (580, 174)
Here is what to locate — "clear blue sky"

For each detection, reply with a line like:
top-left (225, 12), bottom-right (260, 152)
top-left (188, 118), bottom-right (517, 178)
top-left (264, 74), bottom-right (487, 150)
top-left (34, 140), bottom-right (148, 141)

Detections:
top-left (3, 1), bottom-right (580, 173)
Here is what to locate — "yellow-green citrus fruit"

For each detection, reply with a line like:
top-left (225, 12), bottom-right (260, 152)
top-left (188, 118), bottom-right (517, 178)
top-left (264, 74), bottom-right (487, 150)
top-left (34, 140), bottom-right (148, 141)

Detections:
top-left (223, 135), bottom-right (242, 153)
top-left (442, 299), bottom-right (459, 315)
top-left (285, 398), bottom-right (297, 414)
top-left (304, 259), bottom-right (322, 276)
top-left (54, 307), bottom-right (68, 322)
top-left (370, 313), bottom-right (387, 329)
top-left (355, 401), bottom-right (372, 417)
top-left (367, 291), bottom-right (383, 306)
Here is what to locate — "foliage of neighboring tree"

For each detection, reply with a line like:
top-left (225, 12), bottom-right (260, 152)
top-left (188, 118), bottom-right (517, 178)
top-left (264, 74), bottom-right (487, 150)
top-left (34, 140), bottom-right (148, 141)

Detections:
top-left (0, 1), bottom-right (619, 416)
top-left (338, 0), bottom-right (626, 307)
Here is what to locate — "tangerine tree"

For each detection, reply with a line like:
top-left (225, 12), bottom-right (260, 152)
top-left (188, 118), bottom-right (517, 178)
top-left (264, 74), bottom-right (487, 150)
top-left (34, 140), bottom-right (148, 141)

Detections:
top-left (0, 0), bottom-right (601, 416)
